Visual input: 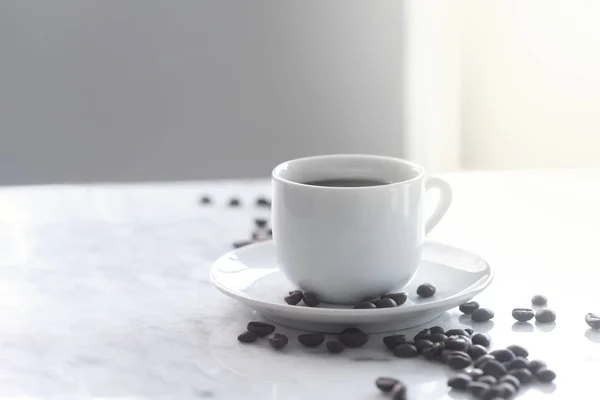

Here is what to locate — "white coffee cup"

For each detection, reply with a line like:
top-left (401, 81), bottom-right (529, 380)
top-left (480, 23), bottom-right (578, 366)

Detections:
top-left (271, 154), bottom-right (452, 305)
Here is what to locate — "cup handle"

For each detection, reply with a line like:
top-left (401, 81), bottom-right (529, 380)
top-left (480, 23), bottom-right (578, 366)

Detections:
top-left (424, 176), bottom-right (453, 235)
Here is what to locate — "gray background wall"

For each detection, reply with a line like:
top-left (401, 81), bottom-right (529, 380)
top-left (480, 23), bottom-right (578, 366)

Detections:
top-left (0, 0), bottom-right (409, 185)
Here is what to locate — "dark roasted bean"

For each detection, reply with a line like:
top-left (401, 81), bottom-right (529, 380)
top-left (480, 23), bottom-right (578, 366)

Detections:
top-left (512, 308), bottom-right (535, 322)
top-left (228, 198), bottom-right (241, 207)
top-left (233, 240), bottom-right (254, 248)
top-left (414, 329), bottom-right (431, 341)
top-left (472, 308), bottom-right (495, 322)
top-left (447, 352), bottom-right (472, 369)
top-left (448, 374), bottom-right (472, 390)
top-left (506, 344), bottom-right (528, 358)
top-left (472, 333), bottom-right (491, 347)
top-left (256, 197), bottom-right (271, 207)
top-left (446, 338), bottom-right (470, 352)
top-left (375, 377), bottom-right (399, 393)
top-left (507, 357), bottom-right (529, 370)
top-left (302, 292), bottom-right (320, 307)
top-left (429, 325), bottom-right (445, 335)
top-left (477, 375), bottom-right (497, 386)
top-left (254, 218), bottom-right (268, 228)
top-left (468, 368), bottom-right (484, 380)
top-left (353, 301), bottom-right (377, 309)
top-left (415, 339), bottom-right (434, 353)
top-left (536, 368), bottom-right (556, 383)
top-left (468, 381), bottom-right (490, 397)
top-left (474, 354), bottom-right (495, 368)
top-left (383, 334), bottom-right (406, 350)
top-left (458, 335), bottom-right (473, 345)
top-left (200, 195), bottom-right (212, 204)
top-left (298, 333), bottom-right (325, 347)
top-left (510, 368), bottom-right (534, 384)
top-left (284, 290), bottom-right (303, 305)
top-left (237, 331), bottom-right (258, 343)
top-left (465, 328), bottom-right (474, 335)
top-left (586, 312), bottom-right (600, 329)
top-left (339, 327), bottom-right (369, 348)
top-left (268, 333), bottom-right (288, 349)
top-left (527, 359), bottom-right (547, 373)
top-left (390, 382), bottom-right (407, 400)
top-left (383, 292), bottom-right (408, 306)
top-left (490, 349), bottom-right (516, 363)
top-left (498, 374), bottom-right (520, 390)
top-left (482, 359), bottom-right (508, 378)
top-left (326, 340), bottom-right (345, 354)
top-left (417, 283), bottom-right (436, 298)
top-left (468, 344), bottom-right (488, 359)
top-left (446, 328), bottom-right (469, 337)
top-left (535, 308), bottom-right (556, 323)
top-left (247, 321), bottom-right (276, 337)
top-left (430, 333), bottom-right (448, 343)
top-left (531, 294), bottom-right (548, 306)
top-left (394, 343), bottom-right (419, 358)
top-left (459, 301), bottom-right (480, 314)
top-left (377, 298), bottom-right (397, 308)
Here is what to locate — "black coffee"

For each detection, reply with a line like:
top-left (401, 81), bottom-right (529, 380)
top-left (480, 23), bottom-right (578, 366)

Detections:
top-left (302, 178), bottom-right (389, 187)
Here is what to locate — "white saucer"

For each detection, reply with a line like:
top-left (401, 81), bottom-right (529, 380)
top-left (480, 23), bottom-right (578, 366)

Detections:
top-left (210, 240), bottom-right (493, 333)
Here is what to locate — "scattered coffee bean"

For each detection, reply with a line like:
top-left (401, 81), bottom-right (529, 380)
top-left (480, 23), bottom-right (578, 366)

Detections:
top-left (498, 374), bottom-right (521, 390)
top-left (468, 381), bottom-right (491, 397)
top-left (468, 344), bottom-right (488, 359)
top-left (284, 290), bottom-right (303, 305)
top-left (417, 283), bottom-right (436, 298)
top-left (506, 344), bottom-right (528, 358)
top-left (237, 330), bottom-right (258, 343)
top-left (448, 374), bottom-right (472, 390)
top-left (200, 195), bottom-right (212, 204)
top-left (394, 343), bottom-right (419, 358)
top-left (459, 301), bottom-right (480, 314)
top-left (507, 357), bottom-right (529, 370)
top-left (531, 294), bottom-right (548, 306)
top-left (383, 334), bottom-right (406, 350)
top-left (478, 375), bottom-right (497, 386)
top-left (326, 340), bottom-right (345, 354)
top-left (377, 298), bottom-right (398, 308)
top-left (415, 339), bottom-right (434, 353)
top-left (390, 382), bottom-right (408, 400)
top-left (535, 308), bottom-right (556, 323)
top-left (472, 333), bottom-right (491, 347)
top-left (302, 292), bottom-right (320, 307)
top-left (482, 359), bottom-right (508, 378)
top-left (353, 301), bottom-right (377, 309)
top-left (254, 218), bottom-right (268, 228)
top-left (510, 368), bottom-right (534, 384)
top-left (375, 377), bottom-right (400, 393)
top-left (446, 328), bottom-right (469, 337)
top-left (536, 368), bottom-right (556, 383)
top-left (247, 321), bottom-right (276, 337)
top-left (446, 338), bottom-right (469, 352)
top-left (383, 292), bottom-right (408, 306)
top-left (527, 359), bottom-right (547, 373)
top-left (339, 327), bottom-right (368, 348)
top-left (298, 333), bottom-right (325, 347)
top-left (512, 308), bottom-right (535, 322)
top-left (474, 354), bottom-right (495, 369)
top-left (465, 328), bottom-right (474, 336)
top-left (256, 197), bottom-right (271, 207)
top-left (496, 382), bottom-right (517, 398)
top-left (429, 325), bottom-right (445, 335)
top-left (472, 307), bottom-right (495, 322)
top-left (585, 312), bottom-right (600, 329)
top-left (468, 368), bottom-right (484, 380)
top-left (233, 240), bottom-right (254, 248)
top-left (430, 333), bottom-right (448, 343)
top-left (490, 349), bottom-right (516, 363)
top-left (447, 352), bottom-right (472, 369)
top-left (414, 329), bottom-right (431, 341)
top-left (268, 333), bottom-right (289, 349)
top-left (228, 197), bottom-right (241, 207)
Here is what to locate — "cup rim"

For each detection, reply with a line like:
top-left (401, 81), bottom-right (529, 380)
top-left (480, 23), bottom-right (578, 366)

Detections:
top-left (271, 154), bottom-right (425, 190)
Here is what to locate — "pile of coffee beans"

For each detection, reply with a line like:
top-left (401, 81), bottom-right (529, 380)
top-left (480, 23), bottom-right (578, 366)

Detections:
top-left (458, 301), bottom-right (495, 323)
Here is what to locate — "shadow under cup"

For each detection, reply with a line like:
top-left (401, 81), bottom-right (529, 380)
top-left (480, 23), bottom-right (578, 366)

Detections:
top-left (271, 155), bottom-right (426, 305)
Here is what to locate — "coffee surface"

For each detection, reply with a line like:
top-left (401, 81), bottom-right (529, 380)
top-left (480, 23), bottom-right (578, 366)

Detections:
top-left (302, 178), bottom-right (389, 187)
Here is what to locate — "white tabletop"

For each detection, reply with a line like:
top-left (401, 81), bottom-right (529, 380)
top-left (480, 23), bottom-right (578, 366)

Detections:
top-left (1, 170), bottom-right (599, 399)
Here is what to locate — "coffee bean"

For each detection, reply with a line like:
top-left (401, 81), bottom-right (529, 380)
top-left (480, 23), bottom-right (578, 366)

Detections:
top-left (512, 308), bottom-right (535, 322)
top-left (339, 327), bottom-right (368, 348)
top-left (459, 301), bottom-right (480, 314)
top-left (417, 283), bottom-right (436, 298)
top-left (468, 368), bottom-right (484, 379)
top-left (237, 330), bottom-right (258, 343)
top-left (383, 292), bottom-right (408, 306)
top-left (457, 334), bottom-right (473, 345)
top-left (490, 349), bottom-right (516, 363)
top-left (472, 307), bottom-right (495, 322)
top-left (531, 294), bottom-right (548, 306)
top-left (507, 357), bottom-right (528, 370)
top-left (482, 359), bottom-right (508, 378)
top-left (377, 298), bottom-right (398, 308)
top-left (353, 301), bottom-right (377, 309)
top-left (527, 359), bottom-right (547, 373)
top-left (233, 240), bottom-right (253, 248)
top-left (394, 343), bottom-right (419, 358)
top-left (415, 339), bottom-right (434, 353)
top-left (445, 328), bottom-right (469, 337)
top-left (447, 352), bottom-right (472, 369)
top-left (414, 329), bottom-right (431, 341)
top-left (200, 195), bottom-right (212, 204)
top-left (448, 374), bottom-right (472, 390)
top-left (390, 382), bottom-right (408, 400)
top-left (468, 381), bottom-right (491, 397)
top-left (284, 290), bottom-right (303, 305)
top-left (228, 197), bottom-right (241, 207)
top-left (509, 368), bottom-right (534, 384)
top-left (268, 333), bottom-right (289, 349)
top-left (302, 292), bottom-right (320, 307)
top-left (429, 325), bottom-right (445, 335)
top-left (506, 344), bottom-right (528, 358)
top-left (498, 374), bottom-right (521, 390)
top-left (478, 375), bottom-right (497, 385)
top-left (481, 384), bottom-right (505, 400)
top-left (472, 333), bottom-right (491, 347)
top-left (247, 321), bottom-right (276, 337)
top-left (254, 218), bottom-right (268, 228)
top-left (256, 197), bottom-right (271, 207)
top-left (536, 368), bottom-right (556, 383)
top-left (383, 334), bottom-right (406, 350)
top-left (446, 338), bottom-right (469, 352)
top-left (468, 344), bottom-right (488, 359)
top-left (496, 382), bottom-right (517, 398)
top-left (421, 345), bottom-right (440, 360)
top-left (585, 312), bottom-right (600, 329)
top-left (298, 333), bottom-right (325, 347)
top-left (430, 333), bottom-right (448, 343)
top-left (465, 328), bottom-right (474, 336)
top-left (326, 340), bottom-right (345, 354)
top-left (474, 354), bottom-right (495, 368)
top-left (535, 308), bottom-right (556, 323)
top-left (375, 377), bottom-right (399, 393)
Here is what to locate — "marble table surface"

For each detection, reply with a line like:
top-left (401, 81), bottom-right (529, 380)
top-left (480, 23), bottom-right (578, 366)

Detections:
top-left (1, 170), bottom-right (599, 399)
